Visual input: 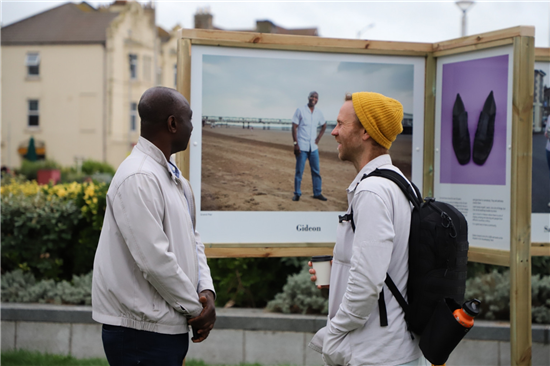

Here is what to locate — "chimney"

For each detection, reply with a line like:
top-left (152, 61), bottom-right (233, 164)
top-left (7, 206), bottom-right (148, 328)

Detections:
top-left (256, 20), bottom-right (275, 33)
top-left (194, 7), bottom-right (213, 29)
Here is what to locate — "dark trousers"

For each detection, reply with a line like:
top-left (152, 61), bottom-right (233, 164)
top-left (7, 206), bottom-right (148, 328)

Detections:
top-left (102, 324), bottom-right (189, 366)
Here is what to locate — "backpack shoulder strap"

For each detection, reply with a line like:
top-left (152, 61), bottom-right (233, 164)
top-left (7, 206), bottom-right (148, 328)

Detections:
top-left (366, 169), bottom-right (422, 209)
top-left (362, 168), bottom-right (417, 327)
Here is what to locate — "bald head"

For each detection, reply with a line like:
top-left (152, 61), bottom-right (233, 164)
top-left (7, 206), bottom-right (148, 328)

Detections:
top-left (138, 86), bottom-right (194, 157)
top-left (138, 86), bottom-right (190, 131)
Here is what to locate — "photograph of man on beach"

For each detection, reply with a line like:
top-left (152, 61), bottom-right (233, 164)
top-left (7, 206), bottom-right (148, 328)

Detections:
top-left (291, 91), bottom-right (328, 203)
top-left (200, 53), bottom-right (415, 212)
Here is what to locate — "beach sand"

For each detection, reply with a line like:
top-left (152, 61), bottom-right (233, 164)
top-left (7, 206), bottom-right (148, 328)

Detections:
top-left (201, 126), bottom-right (412, 211)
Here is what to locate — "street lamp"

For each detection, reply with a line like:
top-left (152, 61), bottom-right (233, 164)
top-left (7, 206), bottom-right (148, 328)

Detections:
top-left (455, 1), bottom-right (475, 37)
top-left (357, 23), bottom-right (375, 39)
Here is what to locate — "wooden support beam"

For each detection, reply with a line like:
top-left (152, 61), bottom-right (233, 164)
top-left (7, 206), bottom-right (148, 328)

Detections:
top-left (535, 47), bottom-right (550, 62)
top-left (180, 28), bottom-right (432, 56)
top-left (510, 35), bottom-right (534, 366)
top-left (432, 26), bottom-right (534, 54)
top-left (423, 54), bottom-right (436, 197)
top-left (205, 246), bottom-right (334, 258)
top-left (468, 247), bottom-right (510, 266)
top-left (433, 38), bottom-right (514, 58)
top-left (175, 37), bottom-right (192, 179)
top-left (531, 243), bottom-right (550, 256)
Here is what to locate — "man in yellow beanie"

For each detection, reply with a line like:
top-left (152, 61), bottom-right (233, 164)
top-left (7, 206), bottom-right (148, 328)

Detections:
top-left (308, 92), bottom-right (425, 366)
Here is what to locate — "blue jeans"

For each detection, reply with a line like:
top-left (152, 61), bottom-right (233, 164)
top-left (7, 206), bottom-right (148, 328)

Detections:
top-left (294, 149), bottom-right (322, 197)
top-left (102, 324), bottom-right (189, 366)
top-left (546, 149), bottom-right (550, 179)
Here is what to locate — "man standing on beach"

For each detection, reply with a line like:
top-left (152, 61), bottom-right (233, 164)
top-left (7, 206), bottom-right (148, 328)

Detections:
top-left (92, 86), bottom-right (216, 366)
top-left (308, 92), bottom-right (424, 365)
top-left (292, 91), bottom-right (328, 201)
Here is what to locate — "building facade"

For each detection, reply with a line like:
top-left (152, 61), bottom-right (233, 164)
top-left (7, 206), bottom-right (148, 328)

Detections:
top-left (1, 1), bottom-right (317, 169)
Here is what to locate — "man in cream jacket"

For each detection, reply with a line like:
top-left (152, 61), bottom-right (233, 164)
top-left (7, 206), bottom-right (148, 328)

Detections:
top-left (309, 93), bottom-right (426, 366)
top-left (92, 87), bottom-right (216, 365)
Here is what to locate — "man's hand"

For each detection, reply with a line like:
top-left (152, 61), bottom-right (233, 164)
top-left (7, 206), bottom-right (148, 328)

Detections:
top-left (315, 123), bottom-right (327, 146)
top-left (188, 290), bottom-right (216, 343)
top-left (294, 144), bottom-right (301, 156)
top-left (308, 261), bottom-right (331, 289)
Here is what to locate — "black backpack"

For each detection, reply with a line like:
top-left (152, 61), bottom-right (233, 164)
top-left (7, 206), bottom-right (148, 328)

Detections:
top-left (339, 168), bottom-right (469, 336)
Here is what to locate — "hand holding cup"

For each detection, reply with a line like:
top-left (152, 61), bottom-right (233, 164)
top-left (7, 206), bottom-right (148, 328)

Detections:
top-left (308, 255), bottom-right (332, 289)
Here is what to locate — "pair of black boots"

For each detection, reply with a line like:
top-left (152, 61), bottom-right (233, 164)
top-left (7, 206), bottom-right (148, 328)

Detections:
top-left (452, 91), bottom-right (496, 166)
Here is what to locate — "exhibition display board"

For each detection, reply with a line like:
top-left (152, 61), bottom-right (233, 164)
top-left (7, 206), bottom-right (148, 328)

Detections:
top-left (177, 27), bottom-right (536, 366)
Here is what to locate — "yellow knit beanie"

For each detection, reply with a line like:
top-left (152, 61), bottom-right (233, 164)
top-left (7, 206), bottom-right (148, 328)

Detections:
top-left (351, 92), bottom-right (404, 149)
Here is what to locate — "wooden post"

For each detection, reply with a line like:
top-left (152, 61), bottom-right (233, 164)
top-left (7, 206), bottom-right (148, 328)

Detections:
top-left (176, 36), bottom-right (192, 179)
top-left (509, 35), bottom-right (534, 366)
top-left (423, 53), bottom-right (436, 197)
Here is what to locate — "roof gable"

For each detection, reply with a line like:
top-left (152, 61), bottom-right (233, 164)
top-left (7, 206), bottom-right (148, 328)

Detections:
top-left (1, 3), bottom-right (119, 45)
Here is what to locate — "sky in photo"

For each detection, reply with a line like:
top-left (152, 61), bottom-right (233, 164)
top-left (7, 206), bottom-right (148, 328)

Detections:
top-left (202, 54), bottom-right (414, 121)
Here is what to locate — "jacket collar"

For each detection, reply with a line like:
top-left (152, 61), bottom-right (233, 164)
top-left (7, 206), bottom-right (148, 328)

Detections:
top-left (347, 154), bottom-right (393, 193)
top-left (135, 136), bottom-right (178, 179)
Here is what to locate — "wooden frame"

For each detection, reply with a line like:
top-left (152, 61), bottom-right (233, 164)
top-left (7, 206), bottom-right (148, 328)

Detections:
top-left (177, 25), bottom-right (536, 366)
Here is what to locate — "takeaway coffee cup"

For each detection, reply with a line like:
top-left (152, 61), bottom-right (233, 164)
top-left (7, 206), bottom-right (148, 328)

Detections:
top-left (311, 255), bottom-right (332, 287)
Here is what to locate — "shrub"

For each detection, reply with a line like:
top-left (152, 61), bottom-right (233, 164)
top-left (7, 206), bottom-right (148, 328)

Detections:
top-left (1, 269), bottom-right (92, 305)
top-left (17, 159), bottom-right (60, 181)
top-left (1, 181), bottom-right (108, 280)
top-left (465, 270), bottom-right (550, 324)
top-left (1, 192), bottom-right (81, 280)
top-left (208, 257), bottom-right (304, 308)
top-left (267, 265), bottom-right (328, 314)
top-left (81, 159), bottom-right (115, 175)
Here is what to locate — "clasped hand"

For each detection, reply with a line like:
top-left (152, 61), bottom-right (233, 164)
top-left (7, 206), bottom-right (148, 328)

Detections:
top-left (188, 290), bottom-right (216, 343)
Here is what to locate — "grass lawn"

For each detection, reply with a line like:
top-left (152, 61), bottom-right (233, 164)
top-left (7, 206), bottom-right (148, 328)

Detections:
top-left (1, 350), bottom-right (283, 366)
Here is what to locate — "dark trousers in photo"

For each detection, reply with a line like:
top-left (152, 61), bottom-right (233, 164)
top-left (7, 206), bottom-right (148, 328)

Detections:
top-left (102, 324), bottom-right (189, 366)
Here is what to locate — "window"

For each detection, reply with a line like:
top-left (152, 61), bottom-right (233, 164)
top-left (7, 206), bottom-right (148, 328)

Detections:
top-left (174, 64), bottom-right (177, 87)
top-left (129, 54), bottom-right (137, 80)
top-left (130, 102), bottom-right (137, 131)
top-left (25, 53), bottom-right (40, 76)
top-left (28, 100), bottom-right (39, 127)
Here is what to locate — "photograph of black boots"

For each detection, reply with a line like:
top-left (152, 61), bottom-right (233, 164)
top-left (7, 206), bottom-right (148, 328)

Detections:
top-left (472, 91), bottom-right (496, 165)
top-left (452, 93), bottom-right (471, 165)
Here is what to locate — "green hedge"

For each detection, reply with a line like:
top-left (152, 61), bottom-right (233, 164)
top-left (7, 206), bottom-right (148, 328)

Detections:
top-left (208, 257), bottom-right (304, 308)
top-left (1, 181), bottom-right (107, 281)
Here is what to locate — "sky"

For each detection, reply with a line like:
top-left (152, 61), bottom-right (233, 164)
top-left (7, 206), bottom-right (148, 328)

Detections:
top-left (202, 54), bottom-right (414, 120)
top-left (2, 0), bottom-right (550, 47)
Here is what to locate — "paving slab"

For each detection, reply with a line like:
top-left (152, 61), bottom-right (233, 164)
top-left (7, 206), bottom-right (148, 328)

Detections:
top-left (446, 339), bottom-right (499, 366)
top-left (71, 323), bottom-right (105, 359)
top-left (532, 342), bottom-right (550, 366)
top-left (16, 322), bottom-right (70, 355)
top-left (245, 330), bottom-right (305, 365)
top-left (499, 341), bottom-right (510, 366)
top-left (187, 329), bottom-right (244, 365)
top-left (1, 321), bottom-right (15, 351)
top-left (304, 332), bottom-right (323, 366)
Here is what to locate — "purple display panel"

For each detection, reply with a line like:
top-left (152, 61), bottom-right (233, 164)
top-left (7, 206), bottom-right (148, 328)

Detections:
top-left (440, 55), bottom-right (509, 185)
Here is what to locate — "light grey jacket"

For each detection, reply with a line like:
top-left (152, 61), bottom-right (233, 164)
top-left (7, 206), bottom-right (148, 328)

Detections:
top-left (309, 155), bottom-right (421, 365)
top-left (92, 137), bottom-right (215, 334)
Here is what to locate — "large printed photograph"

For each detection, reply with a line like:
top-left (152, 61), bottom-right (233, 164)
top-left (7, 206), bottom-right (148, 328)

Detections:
top-left (533, 61), bottom-right (550, 215)
top-left (439, 55), bottom-right (509, 186)
top-left (200, 54), bottom-right (415, 212)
